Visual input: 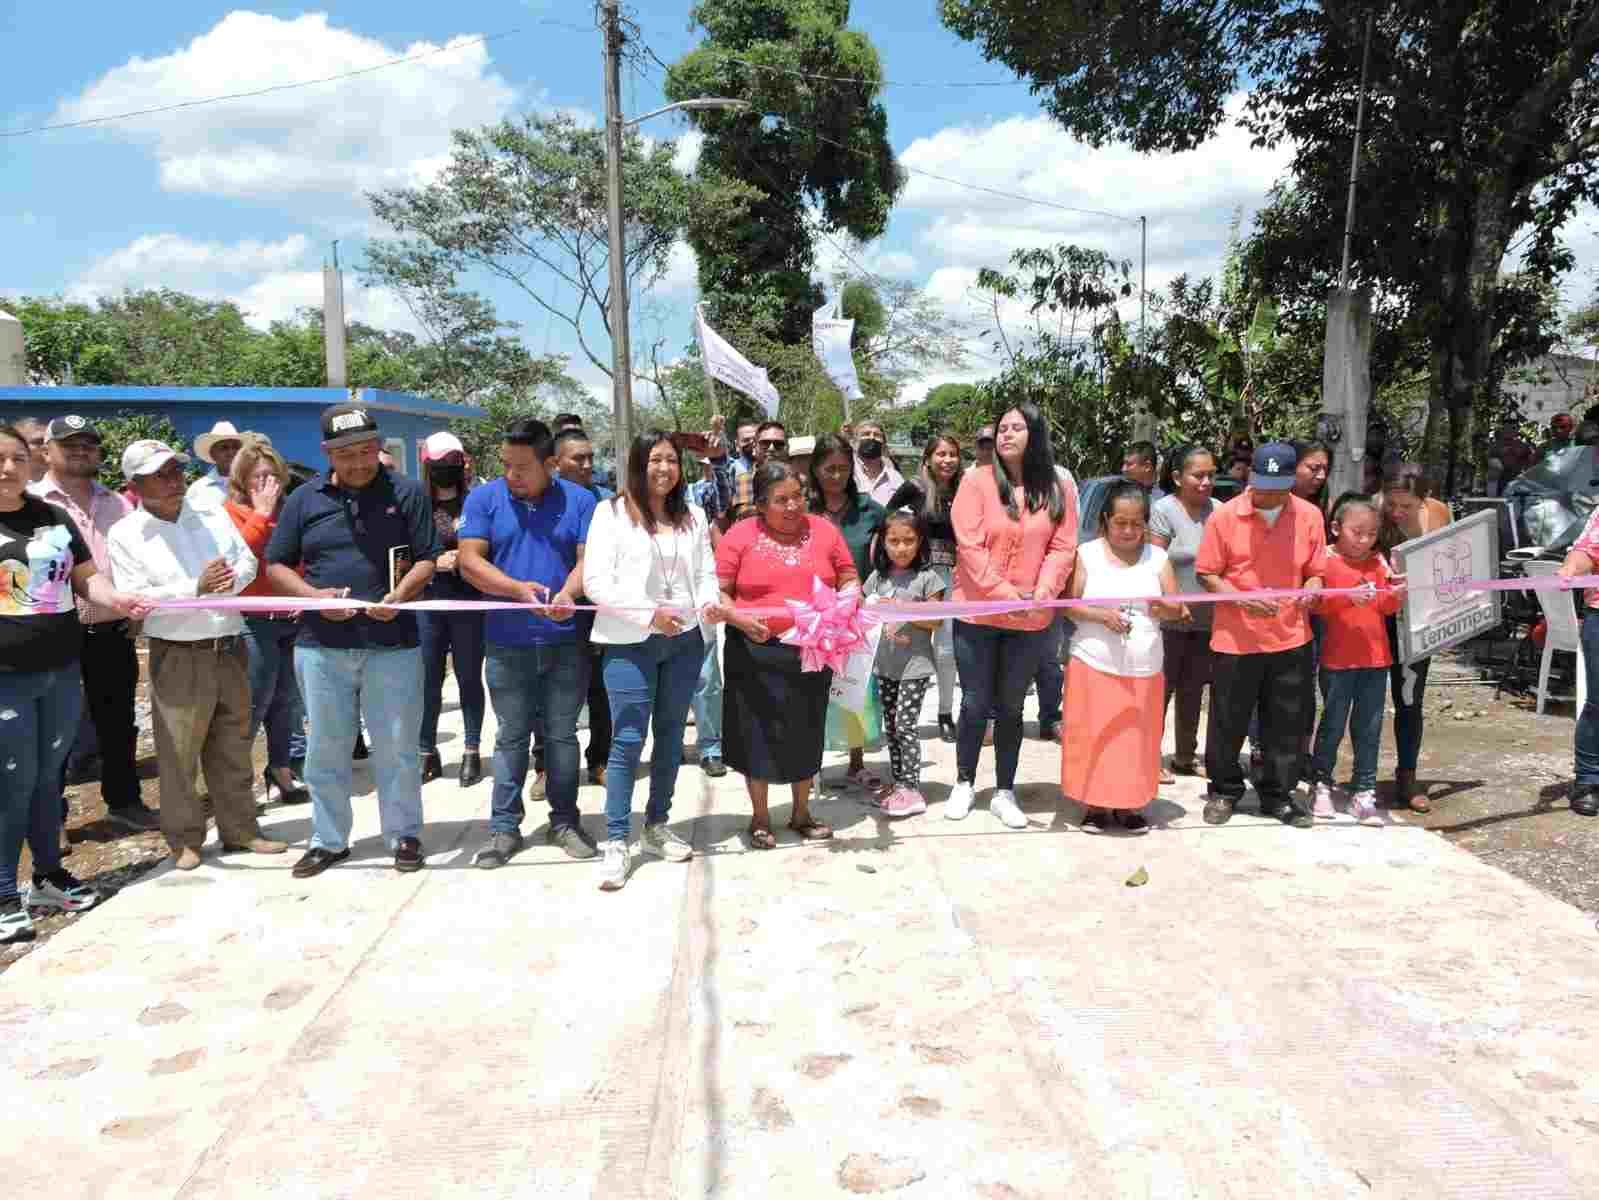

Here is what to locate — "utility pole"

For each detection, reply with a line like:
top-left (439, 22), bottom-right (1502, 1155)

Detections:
top-left (323, 239), bottom-right (348, 389)
top-left (601, 0), bottom-right (633, 472)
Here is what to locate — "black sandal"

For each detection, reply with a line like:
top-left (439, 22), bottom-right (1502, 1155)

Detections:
top-left (747, 824), bottom-right (777, 850)
top-left (787, 818), bottom-right (833, 842)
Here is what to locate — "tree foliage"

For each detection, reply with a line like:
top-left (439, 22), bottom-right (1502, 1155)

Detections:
top-left (665, 0), bottom-right (906, 342)
top-left (942, 0), bottom-right (1599, 489)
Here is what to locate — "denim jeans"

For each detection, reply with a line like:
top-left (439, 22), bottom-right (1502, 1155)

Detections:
top-left (690, 629), bottom-right (723, 759)
top-left (1385, 619), bottom-right (1431, 772)
top-left (243, 618), bottom-right (307, 768)
top-left (0, 665), bottom-right (80, 900)
top-left (418, 610), bottom-right (486, 753)
top-left (1033, 614), bottom-right (1070, 728)
top-left (601, 630), bottom-right (703, 842)
top-left (1575, 612), bottom-right (1599, 785)
top-left (953, 620), bottom-right (1052, 789)
top-left (1311, 666), bottom-right (1387, 793)
top-left (485, 642), bottom-right (587, 834)
top-left (294, 645), bottom-right (424, 851)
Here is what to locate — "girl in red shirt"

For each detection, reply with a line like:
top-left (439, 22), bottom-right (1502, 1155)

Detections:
top-left (1310, 497), bottom-right (1406, 823)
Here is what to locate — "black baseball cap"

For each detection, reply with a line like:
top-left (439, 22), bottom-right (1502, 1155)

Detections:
top-left (320, 403), bottom-right (381, 448)
top-left (45, 415), bottom-right (101, 443)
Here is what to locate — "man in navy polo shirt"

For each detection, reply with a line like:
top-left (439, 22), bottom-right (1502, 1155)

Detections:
top-left (458, 418), bottom-right (597, 867)
top-left (265, 403), bottom-right (440, 878)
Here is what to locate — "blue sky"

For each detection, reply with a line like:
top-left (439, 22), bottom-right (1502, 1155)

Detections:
top-left (4, 3), bottom-right (1594, 407)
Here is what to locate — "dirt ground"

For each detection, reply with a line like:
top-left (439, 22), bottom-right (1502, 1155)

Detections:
top-left (5, 639), bottom-right (1594, 974)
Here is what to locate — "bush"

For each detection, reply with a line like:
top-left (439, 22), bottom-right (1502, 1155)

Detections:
top-left (89, 410), bottom-right (197, 489)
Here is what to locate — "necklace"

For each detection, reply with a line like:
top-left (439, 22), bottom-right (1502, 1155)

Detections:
top-left (651, 521), bottom-right (683, 601)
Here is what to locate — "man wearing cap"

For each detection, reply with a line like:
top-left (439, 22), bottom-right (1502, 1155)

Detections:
top-left (264, 404), bottom-right (439, 878)
top-left (29, 416), bottom-right (157, 832)
top-left (973, 426), bottom-right (996, 469)
top-left (106, 440), bottom-right (288, 868)
top-left (1195, 441), bottom-right (1329, 828)
top-left (186, 421), bottom-right (245, 512)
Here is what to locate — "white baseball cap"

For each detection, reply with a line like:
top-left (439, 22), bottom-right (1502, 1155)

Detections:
top-left (423, 431), bottom-right (466, 460)
top-left (122, 439), bottom-right (191, 480)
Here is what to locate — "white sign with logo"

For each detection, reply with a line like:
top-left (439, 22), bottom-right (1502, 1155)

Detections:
top-left (827, 620), bottom-right (884, 715)
top-left (1392, 509), bottom-right (1501, 664)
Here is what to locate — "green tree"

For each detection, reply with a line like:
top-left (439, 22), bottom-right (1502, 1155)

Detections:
top-left (10, 291), bottom-right (256, 385)
top-left (665, 0), bottom-right (906, 342)
top-left (365, 112), bottom-right (757, 386)
top-left (941, 0), bottom-right (1599, 489)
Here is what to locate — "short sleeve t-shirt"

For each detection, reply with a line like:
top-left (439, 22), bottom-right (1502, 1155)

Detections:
top-left (863, 566), bottom-right (944, 680)
top-left (265, 467), bottom-right (440, 650)
top-left (0, 496), bottom-right (92, 673)
top-left (714, 515), bottom-right (856, 636)
top-left (459, 477), bottom-right (596, 647)
top-left (1149, 494), bottom-right (1217, 630)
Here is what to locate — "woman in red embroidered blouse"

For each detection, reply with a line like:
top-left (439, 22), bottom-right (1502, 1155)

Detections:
top-left (714, 462), bottom-right (857, 849)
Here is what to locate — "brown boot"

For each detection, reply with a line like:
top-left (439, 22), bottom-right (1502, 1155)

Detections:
top-left (1395, 769), bottom-right (1430, 813)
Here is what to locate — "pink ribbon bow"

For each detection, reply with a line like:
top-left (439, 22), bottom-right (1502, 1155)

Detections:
top-left (781, 578), bottom-right (869, 673)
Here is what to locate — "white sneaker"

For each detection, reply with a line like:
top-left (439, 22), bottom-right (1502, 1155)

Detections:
top-left (1312, 782), bottom-right (1337, 821)
top-left (945, 781), bottom-right (974, 821)
top-left (598, 839), bottom-right (630, 891)
top-left (1350, 790), bottom-right (1380, 824)
top-left (641, 823), bottom-right (693, 862)
top-left (990, 788), bottom-right (1028, 830)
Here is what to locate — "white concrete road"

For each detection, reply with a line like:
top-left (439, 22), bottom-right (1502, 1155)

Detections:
top-left (4, 675), bottom-right (1598, 1199)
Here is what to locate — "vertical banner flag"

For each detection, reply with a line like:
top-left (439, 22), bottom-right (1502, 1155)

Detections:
top-left (695, 305), bottom-right (781, 417)
top-left (812, 292), bottom-right (864, 405)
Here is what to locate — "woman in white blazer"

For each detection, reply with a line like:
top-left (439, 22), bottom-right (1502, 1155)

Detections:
top-left (581, 429), bottom-right (726, 891)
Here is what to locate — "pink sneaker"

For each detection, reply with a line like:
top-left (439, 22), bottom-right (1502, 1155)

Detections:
top-left (881, 787), bottom-right (927, 818)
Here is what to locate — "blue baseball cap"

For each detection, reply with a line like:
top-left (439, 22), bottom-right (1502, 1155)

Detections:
top-left (1250, 441), bottom-right (1297, 490)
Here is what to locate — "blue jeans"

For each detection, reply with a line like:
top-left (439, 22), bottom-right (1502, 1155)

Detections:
top-left (243, 618), bottom-right (306, 768)
top-left (1311, 666), bottom-right (1387, 792)
top-left (0, 665), bottom-right (80, 900)
top-left (690, 630), bottom-right (723, 759)
top-left (954, 620), bottom-right (1052, 789)
top-left (418, 610), bottom-right (486, 753)
top-left (1033, 614), bottom-right (1069, 728)
top-left (294, 645), bottom-right (424, 851)
top-left (1575, 612), bottom-right (1599, 785)
top-left (485, 642), bottom-right (587, 834)
top-left (601, 630), bottom-right (703, 842)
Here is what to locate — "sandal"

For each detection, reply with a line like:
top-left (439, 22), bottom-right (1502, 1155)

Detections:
top-left (845, 767), bottom-right (888, 794)
top-left (787, 818), bottom-right (834, 842)
top-left (746, 824), bottom-right (777, 851)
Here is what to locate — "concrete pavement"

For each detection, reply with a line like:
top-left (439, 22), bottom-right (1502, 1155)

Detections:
top-left (4, 675), bottom-right (1599, 1199)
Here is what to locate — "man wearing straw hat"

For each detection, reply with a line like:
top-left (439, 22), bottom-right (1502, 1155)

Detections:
top-left (187, 420), bottom-right (245, 512)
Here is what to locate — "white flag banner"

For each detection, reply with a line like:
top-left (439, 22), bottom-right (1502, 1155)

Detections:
top-left (812, 293), bottom-right (863, 402)
top-left (695, 305), bottom-right (780, 417)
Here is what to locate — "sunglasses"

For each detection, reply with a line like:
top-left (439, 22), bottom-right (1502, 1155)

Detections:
top-left (758, 438), bottom-right (788, 449)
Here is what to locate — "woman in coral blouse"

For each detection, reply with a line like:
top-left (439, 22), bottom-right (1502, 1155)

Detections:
top-left (948, 401), bottom-right (1078, 829)
top-left (715, 462), bottom-right (858, 850)
top-left (225, 437), bottom-right (310, 805)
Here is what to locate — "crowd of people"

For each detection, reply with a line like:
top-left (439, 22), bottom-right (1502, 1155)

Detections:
top-left (6, 397), bottom-right (1597, 942)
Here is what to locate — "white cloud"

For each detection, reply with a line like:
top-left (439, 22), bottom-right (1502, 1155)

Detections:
top-left (53, 12), bottom-right (517, 204)
top-left (67, 232), bottom-right (420, 334)
top-left (672, 129), bottom-right (705, 175)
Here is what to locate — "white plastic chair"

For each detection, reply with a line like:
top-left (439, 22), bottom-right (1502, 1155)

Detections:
top-left (1522, 560), bottom-right (1588, 715)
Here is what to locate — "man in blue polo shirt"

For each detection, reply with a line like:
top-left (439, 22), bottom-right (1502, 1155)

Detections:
top-left (265, 403), bottom-right (439, 878)
top-left (458, 417), bottom-right (597, 867)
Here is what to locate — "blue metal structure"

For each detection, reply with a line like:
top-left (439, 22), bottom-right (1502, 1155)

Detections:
top-left (0, 386), bottom-right (484, 476)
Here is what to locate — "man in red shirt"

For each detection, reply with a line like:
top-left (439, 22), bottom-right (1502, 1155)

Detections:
top-left (1195, 442), bottom-right (1328, 827)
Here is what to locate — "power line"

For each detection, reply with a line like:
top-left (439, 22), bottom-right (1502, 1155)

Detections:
top-left (3, 24), bottom-right (552, 138)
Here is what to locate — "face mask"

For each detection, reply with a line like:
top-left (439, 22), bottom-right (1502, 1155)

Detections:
top-left (857, 438), bottom-right (884, 461)
top-left (430, 464), bottom-right (465, 488)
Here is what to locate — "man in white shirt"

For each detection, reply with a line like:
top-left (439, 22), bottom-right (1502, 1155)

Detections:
top-left (851, 419), bottom-right (904, 506)
top-left (185, 420), bottom-right (244, 511)
top-left (108, 439), bottom-right (287, 870)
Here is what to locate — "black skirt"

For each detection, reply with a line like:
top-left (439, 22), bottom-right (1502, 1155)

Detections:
top-left (722, 627), bottom-right (832, 783)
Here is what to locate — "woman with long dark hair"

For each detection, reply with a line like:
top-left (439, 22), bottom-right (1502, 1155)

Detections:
top-left (582, 429), bottom-right (723, 889)
top-left (1289, 439), bottom-right (1333, 511)
top-left (416, 432), bottom-right (486, 787)
top-left (948, 401), bottom-right (1079, 829)
top-left (810, 433), bottom-right (886, 788)
top-left (715, 461), bottom-right (859, 849)
top-left (886, 433), bottom-right (964, 741)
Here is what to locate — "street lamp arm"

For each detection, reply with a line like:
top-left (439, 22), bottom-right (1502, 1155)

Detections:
top-left (621, 98), bottom-right (750, 128)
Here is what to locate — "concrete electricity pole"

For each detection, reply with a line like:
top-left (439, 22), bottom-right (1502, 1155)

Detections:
top-left (601, 0), bottom-right (633, 473)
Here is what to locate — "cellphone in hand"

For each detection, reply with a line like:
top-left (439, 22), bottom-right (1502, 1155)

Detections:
top-left (387, 546), bottom-right (414, 594)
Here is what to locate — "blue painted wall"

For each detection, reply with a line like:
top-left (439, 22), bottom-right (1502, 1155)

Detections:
top-left (0, 387), bottom-right (485, 477)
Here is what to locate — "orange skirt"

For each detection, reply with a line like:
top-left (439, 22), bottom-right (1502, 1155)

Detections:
top-left (1060, 658), bottom-right (1164, 810)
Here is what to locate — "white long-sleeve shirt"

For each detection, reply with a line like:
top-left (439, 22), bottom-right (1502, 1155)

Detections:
top-left (107, 502), bottom-right (256, 641)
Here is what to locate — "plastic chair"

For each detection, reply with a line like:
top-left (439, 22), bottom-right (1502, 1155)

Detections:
top-left (1522, 560), bottom-right (1588, 715)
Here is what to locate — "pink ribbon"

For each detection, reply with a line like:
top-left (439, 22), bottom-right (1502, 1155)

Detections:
top-left (779, 579), bottom-right (870, 673)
